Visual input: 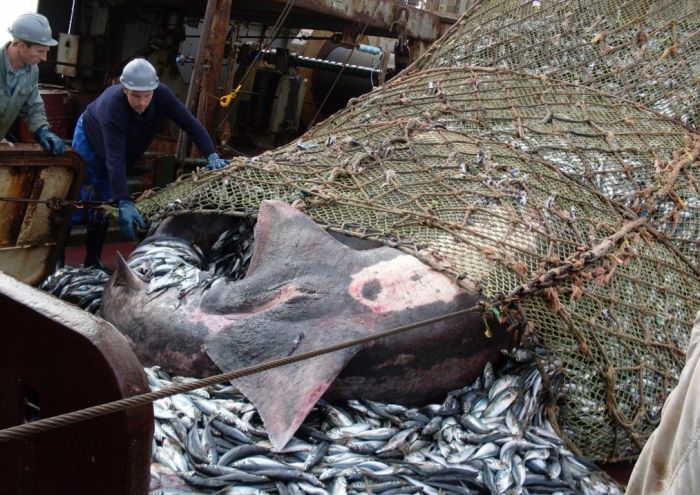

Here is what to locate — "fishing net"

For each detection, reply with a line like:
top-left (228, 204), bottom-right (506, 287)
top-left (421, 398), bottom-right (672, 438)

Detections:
top-left (407, 0), bottom-right (700, 273)
top-left (137, 65), bottom-right (700, 461)
top-left (410, 0), bottom-right (700, 130)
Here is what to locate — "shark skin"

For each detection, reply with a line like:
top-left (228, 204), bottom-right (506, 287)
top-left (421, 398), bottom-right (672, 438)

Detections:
top-left (101, 200), bottom-right (512, 449)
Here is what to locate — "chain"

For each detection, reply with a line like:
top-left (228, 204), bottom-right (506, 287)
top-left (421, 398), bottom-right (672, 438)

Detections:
top-left (0, 196), bottom-right (112, 211)
top-left (494, 216), bottom-right (648, 307)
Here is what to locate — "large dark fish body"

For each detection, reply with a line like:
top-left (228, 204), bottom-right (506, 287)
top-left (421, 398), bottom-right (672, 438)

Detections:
top-left (100, 0), bottom-right (700, 462)
top-left (101, 201), bottom-right (512, 448)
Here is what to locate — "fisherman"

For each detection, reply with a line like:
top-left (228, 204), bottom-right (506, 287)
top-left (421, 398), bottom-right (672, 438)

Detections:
top-left (0, 13), bottom-right (65, 154)
top-left (71, 58), bottom-right (229, 268)
top-left (625, 310), bottom-right (700, 494)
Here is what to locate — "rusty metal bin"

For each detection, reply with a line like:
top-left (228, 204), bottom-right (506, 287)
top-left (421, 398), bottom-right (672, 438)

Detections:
top-left (17, 89), bottom-right (72, 142)
top-left (0, 145), bottom-right (84, 285)
top-left (0, 271), bottom-right (152, 495)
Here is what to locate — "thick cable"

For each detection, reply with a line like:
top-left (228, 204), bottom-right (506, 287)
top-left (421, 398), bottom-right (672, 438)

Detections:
top-left (308, 2), bottom-right (383, 128)
top-left (0, 304), bottom-right (482, 442)
top-left (0, 196), bottom-right (111, 210)
top-left (0, 214), bottom-right (642, 441)
top-left (217, 0), bottom-right (296, 116)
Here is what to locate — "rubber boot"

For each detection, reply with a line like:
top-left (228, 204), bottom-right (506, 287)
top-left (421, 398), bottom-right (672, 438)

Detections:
top-left (84, 221), bottom-right (109, 269)
top-left (55, 243), bottom-right (66, 271)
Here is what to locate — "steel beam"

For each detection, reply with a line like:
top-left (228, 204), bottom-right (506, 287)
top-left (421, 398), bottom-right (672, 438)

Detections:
top-left (177, 0), bottom-right (232, 160)
top-left (270, 0), bottom-right (456, 42)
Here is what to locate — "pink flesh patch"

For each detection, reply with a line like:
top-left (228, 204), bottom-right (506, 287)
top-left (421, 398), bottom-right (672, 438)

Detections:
top-left (348, 256), bottom-right (462, 314)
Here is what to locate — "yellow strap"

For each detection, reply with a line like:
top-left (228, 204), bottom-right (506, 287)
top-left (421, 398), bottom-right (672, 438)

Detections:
top-left (219, 85), bottom-right (242, 107)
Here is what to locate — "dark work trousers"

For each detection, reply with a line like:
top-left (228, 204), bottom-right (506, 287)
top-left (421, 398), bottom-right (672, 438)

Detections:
top-left (68, 113), bottom-right (113, 268)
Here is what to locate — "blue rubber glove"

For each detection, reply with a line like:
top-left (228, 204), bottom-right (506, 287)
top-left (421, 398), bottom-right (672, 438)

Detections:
top-left (34, 126), bottom-right (65, 155)
top-left (118, 199), bottom-right (146, 240)
top-left (206, 152), bottom-right (229, 170)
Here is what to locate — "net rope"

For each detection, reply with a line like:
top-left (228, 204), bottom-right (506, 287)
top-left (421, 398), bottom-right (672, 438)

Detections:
top-left (135, 4), bottom-right (700, 462)
top-left (410, 0), bottom-right (700, 131)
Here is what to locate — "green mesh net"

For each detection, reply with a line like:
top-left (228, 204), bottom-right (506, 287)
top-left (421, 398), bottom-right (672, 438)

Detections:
top-left (135, 4), bottom-right (700, 462)
top-left (411, 0), bottom-right (700, 130)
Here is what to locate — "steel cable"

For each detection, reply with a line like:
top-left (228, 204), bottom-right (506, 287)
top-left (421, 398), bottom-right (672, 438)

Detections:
top-left (0, 304), bottom-right (482, 442)
top-left (0, 214), bottom-right (646, 442)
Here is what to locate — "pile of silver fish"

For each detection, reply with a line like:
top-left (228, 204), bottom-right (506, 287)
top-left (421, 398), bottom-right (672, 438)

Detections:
top-left (127, 223), bottom-right (255, 295)
top-left (127, 237), bottom-right (205, 297)
top-left (40, 224), bottom-right (254, 312)
top-left (39, 234), bottom-right (626, 494)
top-left (39, 265), bottom-right (111, 313)
top-left (147, 346), bottom-right (624, 495)
top-left (207, 222), bottom-right (255, 281)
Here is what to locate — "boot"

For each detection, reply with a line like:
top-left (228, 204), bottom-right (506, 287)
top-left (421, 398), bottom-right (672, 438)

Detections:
top-left (84, 221), bottom-right (109, 269)
top-left (55, 226), bottom-right (69, 271)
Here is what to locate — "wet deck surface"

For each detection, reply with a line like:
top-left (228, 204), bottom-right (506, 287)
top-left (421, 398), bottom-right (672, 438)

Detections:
top-left (602, 461), bottom-right (634, 486)
top-left (64, 240), bottom-right (135, 272)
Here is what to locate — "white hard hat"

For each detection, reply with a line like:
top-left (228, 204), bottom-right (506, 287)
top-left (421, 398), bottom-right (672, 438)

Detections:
top-left (120, 58), bottom-right (160, 91)
top-left (8, 13), bottom-right (58, 47)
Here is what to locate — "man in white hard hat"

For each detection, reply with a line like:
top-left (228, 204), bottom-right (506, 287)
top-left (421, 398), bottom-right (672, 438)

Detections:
top-left (0, 12), bottom-right (64, 154)
top-left (71, 57), bottom-right (229, 268)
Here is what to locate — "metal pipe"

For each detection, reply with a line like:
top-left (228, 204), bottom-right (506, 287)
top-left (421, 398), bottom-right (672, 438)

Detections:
top-left (176, 0), bottom-right (231, 164)
top-left (195, 0), bottom-right (233, 140)
top-left (179, 49), bottom-right (382, 82)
